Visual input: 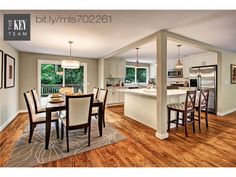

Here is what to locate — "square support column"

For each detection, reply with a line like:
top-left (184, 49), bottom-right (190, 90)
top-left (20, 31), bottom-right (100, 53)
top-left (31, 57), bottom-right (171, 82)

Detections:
top-left (155, 31), bottom-right (168, 139)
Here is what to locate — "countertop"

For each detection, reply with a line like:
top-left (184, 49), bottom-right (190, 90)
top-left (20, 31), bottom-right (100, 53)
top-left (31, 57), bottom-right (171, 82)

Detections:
top-left (118, 88), bottom-right (187, 97)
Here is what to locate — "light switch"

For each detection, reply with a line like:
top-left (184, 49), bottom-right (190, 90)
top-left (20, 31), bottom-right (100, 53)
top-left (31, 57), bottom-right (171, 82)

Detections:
top-left (224, 80), bottom-right (228, 84)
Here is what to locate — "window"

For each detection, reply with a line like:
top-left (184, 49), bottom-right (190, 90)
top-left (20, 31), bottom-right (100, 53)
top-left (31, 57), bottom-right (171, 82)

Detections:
top-left (125, 66), bottom-right (148, 84)
top-left (39, 61), bottom-right (87, 98)
top-left (125, 67), bottom-right (135, 84)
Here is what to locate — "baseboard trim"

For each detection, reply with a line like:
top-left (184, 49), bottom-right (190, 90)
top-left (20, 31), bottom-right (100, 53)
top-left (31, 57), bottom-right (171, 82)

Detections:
top-left (155, 131), bottom-right (169, 139)
top-left (18, 109), bottom-right (28, 113)
top-left (0, 109), bottom-right (28, 132)
top-left (0, 111), bottom-right (19, 132)
top-left (217, 107), bottom-right (236, 117)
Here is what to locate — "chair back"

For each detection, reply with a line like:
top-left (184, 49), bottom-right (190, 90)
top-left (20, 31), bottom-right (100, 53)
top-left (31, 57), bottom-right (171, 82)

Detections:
top-left (24, 92), bottom-right (36, 123)
top-left (97, 89), bottom-right (108, 109)
top-left (66, 94), bottom-right (94, 127)
top-left (92, 87), bottom-right (99, 99)
top-left (184, 90), bottom-right (197, 112)
top-left (197, 89), bottom-right (210, 109)
top-left (31, 89), bottom-right (41, 113)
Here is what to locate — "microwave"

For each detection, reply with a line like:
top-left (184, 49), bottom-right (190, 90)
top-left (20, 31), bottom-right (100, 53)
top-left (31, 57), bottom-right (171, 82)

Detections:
top-left (168, 69), bottom-right (183, 78)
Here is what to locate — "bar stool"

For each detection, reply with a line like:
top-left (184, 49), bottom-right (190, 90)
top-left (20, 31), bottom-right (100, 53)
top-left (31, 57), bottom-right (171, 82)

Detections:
top-left (167, 90), bottom-right (197, 137)
top-left (195, 89), bottom-right (210, 131)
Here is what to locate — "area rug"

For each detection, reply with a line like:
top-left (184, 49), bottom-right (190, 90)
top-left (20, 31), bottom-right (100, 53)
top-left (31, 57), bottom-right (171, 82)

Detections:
top-left (5, 119), bottom-right (126, 167)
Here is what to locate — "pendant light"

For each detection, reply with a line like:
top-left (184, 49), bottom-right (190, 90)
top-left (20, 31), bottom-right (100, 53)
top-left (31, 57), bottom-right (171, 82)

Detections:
top-left (61, 41), bottom-right (80, 69)
top-left (175, 44), bottom-right (183, 69)
top-left (135, 47), bottom-right (140, 67)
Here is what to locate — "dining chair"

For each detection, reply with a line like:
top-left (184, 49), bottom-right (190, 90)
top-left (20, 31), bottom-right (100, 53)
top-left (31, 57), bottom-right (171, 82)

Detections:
top-left (92, 87), bottom-right (99, 99)
top-left (92, 89), bottom-right (108, 127)
top-left (195, 89), bottom-right (210, 131)
top-left (31, 89), bottom-right (46, 113)
top-left (167, 90), bottom-right (197, 137)
top-left (24, 91), bottom-right (60, 143)
top-left (60, 94), bottom-right (94, 152)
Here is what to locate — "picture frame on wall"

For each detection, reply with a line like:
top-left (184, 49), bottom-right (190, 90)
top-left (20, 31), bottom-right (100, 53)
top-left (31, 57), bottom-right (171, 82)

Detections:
top-left (231, 64), bottom-right (236, 84)
top-left (4, 54), bottom-right (15, 88)
top-left (0, 50), bottom-right (3, 89)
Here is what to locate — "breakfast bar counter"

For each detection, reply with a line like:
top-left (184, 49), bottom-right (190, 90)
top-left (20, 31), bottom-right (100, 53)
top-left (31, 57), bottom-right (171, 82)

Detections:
top-left (118, 89), bottom-right (186, 129)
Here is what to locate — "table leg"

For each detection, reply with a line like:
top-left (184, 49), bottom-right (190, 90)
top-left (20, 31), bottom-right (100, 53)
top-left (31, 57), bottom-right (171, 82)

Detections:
top-left (45, 111), bottom-right (51, 150)
top-left (98, 105), bottom-right (103, 137)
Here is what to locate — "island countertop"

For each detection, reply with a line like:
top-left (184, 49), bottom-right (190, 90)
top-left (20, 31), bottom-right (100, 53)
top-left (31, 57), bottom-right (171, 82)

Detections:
top-left (118, 88), bottom-right (187, 97)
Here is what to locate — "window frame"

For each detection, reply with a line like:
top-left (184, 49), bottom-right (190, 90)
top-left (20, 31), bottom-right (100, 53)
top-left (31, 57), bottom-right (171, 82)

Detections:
top-left (125, 65), bottom-right (149, 85)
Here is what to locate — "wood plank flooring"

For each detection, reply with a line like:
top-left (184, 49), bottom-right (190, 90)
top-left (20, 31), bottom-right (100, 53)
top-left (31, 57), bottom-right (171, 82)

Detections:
top-left (1, 105), bottom-right (236, 167)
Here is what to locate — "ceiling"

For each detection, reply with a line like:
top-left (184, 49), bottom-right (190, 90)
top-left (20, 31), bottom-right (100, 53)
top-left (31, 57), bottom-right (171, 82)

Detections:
top-left (118, 40), bottom-right (206, 63)
top-left (1, 10), bottom-right (236, 59)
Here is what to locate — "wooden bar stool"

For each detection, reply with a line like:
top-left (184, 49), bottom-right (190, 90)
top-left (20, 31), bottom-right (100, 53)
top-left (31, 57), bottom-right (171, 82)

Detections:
top-left (195, 89), bottom-right (210, 131)
top-left (167, 90), bottom-right (197, 137)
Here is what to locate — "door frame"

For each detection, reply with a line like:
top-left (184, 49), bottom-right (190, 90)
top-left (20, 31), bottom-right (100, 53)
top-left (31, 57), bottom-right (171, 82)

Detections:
top-left (37, 59), bottom-right (87, 98)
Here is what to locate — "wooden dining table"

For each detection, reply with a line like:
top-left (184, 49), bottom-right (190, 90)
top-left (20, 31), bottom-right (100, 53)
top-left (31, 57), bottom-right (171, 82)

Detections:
top-left (45, 97), bottom-right (103, 150)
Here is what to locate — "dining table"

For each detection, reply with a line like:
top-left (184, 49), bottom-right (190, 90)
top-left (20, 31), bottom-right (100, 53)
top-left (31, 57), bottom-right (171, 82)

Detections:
top-left (44, 96), bottom-right (104, 150)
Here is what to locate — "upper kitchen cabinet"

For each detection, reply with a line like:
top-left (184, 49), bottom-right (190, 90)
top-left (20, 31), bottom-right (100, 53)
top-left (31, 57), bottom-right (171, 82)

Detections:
top-left (182, 52), bottom-right (217, 78)
top-left (149, 63), bottom-right (157, 78)
top-left (104, 58), bottom-right (126, 78)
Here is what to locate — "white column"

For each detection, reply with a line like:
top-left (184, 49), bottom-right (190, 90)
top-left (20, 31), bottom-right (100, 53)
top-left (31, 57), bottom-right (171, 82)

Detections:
top-left (155, 31), bottom-right (168, 139)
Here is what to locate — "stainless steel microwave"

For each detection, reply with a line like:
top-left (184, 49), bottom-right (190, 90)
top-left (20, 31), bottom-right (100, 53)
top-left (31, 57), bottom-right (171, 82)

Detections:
top-left (168, 69), bottom-right (183, 78)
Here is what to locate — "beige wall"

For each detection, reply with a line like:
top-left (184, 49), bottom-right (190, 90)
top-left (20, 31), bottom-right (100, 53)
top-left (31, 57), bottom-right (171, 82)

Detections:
top-left (218, 50), bottom-right (236, 115)
top-left (19, 52), bottom-right (98, 110)
top-left (0, 38), bottom-right (19, 131)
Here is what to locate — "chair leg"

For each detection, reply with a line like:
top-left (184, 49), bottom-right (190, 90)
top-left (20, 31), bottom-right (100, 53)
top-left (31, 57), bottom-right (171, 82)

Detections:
top-left (66, 129), bottom-right (69, 152)
top-left (28, 125), bottom-right (35, 143)
top-left (205, 110), bottom-right (209, 129)
top-left (102, 114), bottom-right (106, 128)
top-left (84, 127), bottom-right (87, 134)
top-left (88, 126), bottom-right (91, 146)
top-left (184, 112), bottom-right (188, 137)
top-left (55, 120), bottom-right (59, 138)
top-left (176, 111), bottom-right (179, 128)
top-left (167, 108), bottom-right (171, 131)
top-left (198, 108), bottom-right (201, 131)
top-left (61, 122), bottom-right (64, 140)
top-left (192, 112), bottom-right (195, 133)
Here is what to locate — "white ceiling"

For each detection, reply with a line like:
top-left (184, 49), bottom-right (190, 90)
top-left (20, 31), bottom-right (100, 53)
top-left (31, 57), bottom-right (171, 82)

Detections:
top-left (118, 40), bottom-right (206, 63)
top-left (1, 10), bottom-right (236, 59)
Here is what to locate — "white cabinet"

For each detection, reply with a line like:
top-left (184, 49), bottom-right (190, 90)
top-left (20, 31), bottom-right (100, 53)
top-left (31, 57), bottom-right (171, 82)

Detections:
top-left (182, 58), bottom-right (192, 78)
top-left (190, 52), bottom-right (217, 67)
top-left (107, 88), bottom-right (125, 105)
top-left (150, 64), bottom-right (157, 78)
top-left (117, 60), bottom-right (126, 78)
top-left (105, 58), bottom-right (126, 78)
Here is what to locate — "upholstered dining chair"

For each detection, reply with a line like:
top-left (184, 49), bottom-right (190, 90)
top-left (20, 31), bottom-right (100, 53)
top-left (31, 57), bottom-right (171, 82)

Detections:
top-left (92, 87), bottom-right (99, 99)
top-left (31, 89), bottom-right (46, 113)
top-left (167, 90), bottom-right (197, 137)
top-left (24, 91), bottom-right (60, 143)
top-left (92, 89), bottom-right (108, 127)
top-left (195, 89), bottom-right (210, 131)
top-left (60, 94), bottom-right (94, 152)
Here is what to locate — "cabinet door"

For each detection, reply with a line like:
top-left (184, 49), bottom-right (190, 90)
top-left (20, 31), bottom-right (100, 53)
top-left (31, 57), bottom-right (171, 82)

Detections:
top-left (205, 53), bottom-right (217, 65)
top-left (117, 60), bottom-right (126, 78)
top-left (107, 89), bottom-right (113, 104)
top-left (109, 61), bottom-right (117, 78)
top-left (182, 58), bottom-right (191, 78)
top-left (119, 92), bottom-right (125, 103)
top-left (150, 64), bottom-right (156, 78)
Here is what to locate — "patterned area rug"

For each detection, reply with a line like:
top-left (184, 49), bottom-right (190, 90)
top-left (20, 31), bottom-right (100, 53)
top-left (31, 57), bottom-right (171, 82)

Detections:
top-left (5, 119), bottom-right (126, 167)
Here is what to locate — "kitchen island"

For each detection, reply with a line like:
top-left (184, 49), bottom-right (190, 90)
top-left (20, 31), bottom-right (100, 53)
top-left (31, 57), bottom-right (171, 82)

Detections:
top-left (118, 89), bottom-right (186, 129)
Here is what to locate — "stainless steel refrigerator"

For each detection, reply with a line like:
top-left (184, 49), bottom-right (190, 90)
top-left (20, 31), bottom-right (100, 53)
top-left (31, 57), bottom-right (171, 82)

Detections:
top-left (189, 65), bottom-right (217, 114)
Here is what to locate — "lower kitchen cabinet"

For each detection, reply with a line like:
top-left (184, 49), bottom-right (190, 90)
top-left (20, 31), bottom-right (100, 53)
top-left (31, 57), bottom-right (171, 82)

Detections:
top-left (107, 88), bottom-right (125, 105)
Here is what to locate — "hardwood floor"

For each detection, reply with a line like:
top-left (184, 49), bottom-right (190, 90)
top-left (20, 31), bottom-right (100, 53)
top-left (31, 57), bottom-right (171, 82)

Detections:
top-left (1, 105), bottom-right (236, 167)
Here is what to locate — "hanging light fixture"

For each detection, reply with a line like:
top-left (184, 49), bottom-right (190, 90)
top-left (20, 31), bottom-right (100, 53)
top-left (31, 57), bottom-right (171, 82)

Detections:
top-left (61, 41), bottom-right (80, 69)
top-left (135, 47), bottom-right (140, 67)
top-left (175, 44), bottom-right (183, 69)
